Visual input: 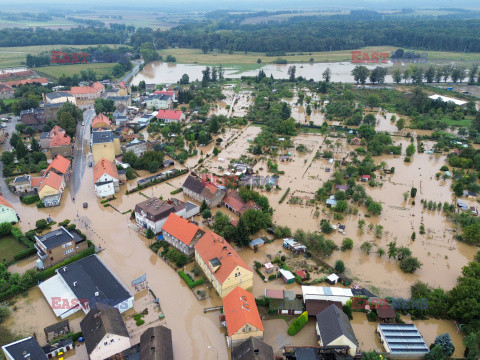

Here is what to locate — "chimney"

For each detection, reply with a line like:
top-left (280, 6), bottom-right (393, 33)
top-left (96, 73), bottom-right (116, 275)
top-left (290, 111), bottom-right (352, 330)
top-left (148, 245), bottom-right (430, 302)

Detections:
top-left (73, 281), bottom-right (78, 287)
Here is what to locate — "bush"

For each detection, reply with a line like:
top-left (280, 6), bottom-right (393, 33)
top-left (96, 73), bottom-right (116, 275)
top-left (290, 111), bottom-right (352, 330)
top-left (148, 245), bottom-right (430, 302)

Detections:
top-left (35, 219), bottom-right (48, 230)
top-left (13, 247), bottom-right (36, 261)
top-left (10, 227), bottom-right (23, 240)
top-left (20, 195), bottom-right (39, 205)
top-left (399, 256), bottom-right (422, 273)
top-left (0, 223), bottom-right (12, 237)
top-left (334, 260), bottom-right (346, 273)
top-left (367, 311), bottom-right (378, 322)
top-left (341, 238), bottom-right (353, 251)
top-left (0, 303), bottom-right (10, 324)
top-left (287, 311), bottom-right (308, 336)
top-left (179, 271), bottom-right (205, 288)
top-left (279, 187), bottom-right (290, 203)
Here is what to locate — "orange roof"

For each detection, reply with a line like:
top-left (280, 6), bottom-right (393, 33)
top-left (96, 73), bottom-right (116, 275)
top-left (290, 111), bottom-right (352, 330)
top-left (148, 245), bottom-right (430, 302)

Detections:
top-left (69, 81), bottom-right (104, 95)
top-left (118, 81), bottom-right (126, 89)
top-left (50, 132), bottom-right (71, 147)
top-left (194, 231), bottom-right (251, 284)
top-left (30, 177), bottom-right (43, 188)
top-left (93, 158), bottom-right (119, 183)
top-left (45, 155), bottom-right (71, 175)
top-left (223, 189), bottom-right (245, 213)
top-left (156, 110), bottom-right (183, 120)
top-left (161, 213), bottom-right (204, 246)
top-left (92, 113), bottom-right (111, 127)
top-left (0, 194), bottom-right (13, 209)
top-left (39, 172), bottom-right (63, 192)
top-left (49, 125), bottom-right (65, 138)
top-left (223, 286), bottom-right (263, 337)
top-left (4, 78), bottom-right (48, 87)
top-left (92, 81), bottom-right (104, 92)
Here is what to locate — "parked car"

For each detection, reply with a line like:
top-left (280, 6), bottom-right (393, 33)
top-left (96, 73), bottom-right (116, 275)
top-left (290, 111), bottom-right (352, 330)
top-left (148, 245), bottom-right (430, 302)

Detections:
top-left (83, 202), bottom-right (88, 209)
top-left (88, 161), bottom-right (93, 167)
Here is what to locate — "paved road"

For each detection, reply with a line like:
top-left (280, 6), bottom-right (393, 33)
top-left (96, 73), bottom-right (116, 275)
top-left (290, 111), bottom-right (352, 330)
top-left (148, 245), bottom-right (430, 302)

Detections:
top-left (122, 61), bottom-right (142, 84)
top-left (70, 108), bottom-right (95, 198)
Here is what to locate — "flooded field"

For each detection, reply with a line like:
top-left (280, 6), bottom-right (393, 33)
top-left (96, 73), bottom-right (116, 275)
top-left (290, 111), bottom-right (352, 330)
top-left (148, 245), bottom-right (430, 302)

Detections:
top-left (133, 61), bottom-right (393, 85)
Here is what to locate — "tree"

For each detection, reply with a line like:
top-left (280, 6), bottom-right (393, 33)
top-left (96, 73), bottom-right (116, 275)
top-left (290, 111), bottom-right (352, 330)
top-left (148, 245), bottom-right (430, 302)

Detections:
top-left (202, 209), bottom-right (212, 219)
top-left (360, 241), bottom-right (373, 255)
top-left (213, 147), bottom-right (219, 156)
top-left (392, 68), bottom-right (402, 84)
top-left (352, 65), bottom-right (370, 85)
top-left (464, 223), bottom-right (480, 245)
top-left (335, 260), bottom-right (346, 273)
top-left (403, 67), bottom-right (412, 83)
top-left (200, 199), bottom-right (209, 212)
top-left (179, 74), bottom-right (189, 84)
top-left (396, 246), bottom-right (412, 261)
top-left (145, 228), bottom-right (155, 239)
top-left (406, 143), bottom-right (415, 157)
top-left (399, 256), bottom-right (422, 273)
top-left (387, 242), bottom-right (397, 258)
top-left (1, 151), bottom-right (14, 165)
top-left (30, 137), bottom-right (41, 153)
top-left (469, 64), bottom-right (479, 84)
top-left (396, 118), bottom-right (405, 130)
top-left (425, 344), bottom-right (445, 360)
top-left (235, 217), bottom-right (250, 247)
top-left (35, 219), bottom-right (48, 230)
top-left (463, 332), bottom-right (480, 360)
top-left (0, 222), bottom-right (12, 236)
top-left (425, 66), bottom-right (436, 83)
top-left (288, 66), bottom-right (296, 82)
top-left (322, 68), bottom-right (331, 83)
top-left (366, 94), bottom-right (381, 109)
top-left (341, 238), bottom-right (353, 251)
top-left (434, 333), bottom-right (455, 357)
top-left (369, 66), bottom-right (387, 84)
top-left (240, 209), bottom-right (271, 234)
top-left (410, 187), bottom-right (417, 197)
top-left (14, 139), bottom-right (28, 159)
top-left (367, 201), bottom-right (382, 215)
top-left (0, 303), bottom-right (10, 323)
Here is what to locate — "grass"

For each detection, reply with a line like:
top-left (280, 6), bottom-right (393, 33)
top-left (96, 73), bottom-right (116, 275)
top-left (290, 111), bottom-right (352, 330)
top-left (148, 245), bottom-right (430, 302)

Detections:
top-left (157, 46), bottom-right (480, 66)
top-left (0, 236), bottom-right (26, 262)
top-left (440, 117), bottom-right (473, 127)
top-left (36, 63), bottom-right (117, 79)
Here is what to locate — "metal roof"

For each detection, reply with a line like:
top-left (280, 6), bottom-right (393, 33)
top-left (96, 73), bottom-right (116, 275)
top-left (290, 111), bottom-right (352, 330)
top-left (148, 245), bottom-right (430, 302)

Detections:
top-left (378, 324), bottom-right (429, 355)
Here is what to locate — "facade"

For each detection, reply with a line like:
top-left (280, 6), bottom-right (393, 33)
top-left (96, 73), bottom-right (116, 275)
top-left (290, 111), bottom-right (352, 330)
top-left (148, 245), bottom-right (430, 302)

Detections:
top-left (49, 132), bottom-right (73, 158)
top-left (377, 324), bottom-right (429, 358)
top-left (315, 304), bottom-right (358, 357)
top-left (111, 96), bottom-right (131, 108)
top-left (122, 140), bottom-right (148, 157)
top-left (156, 109), bottom-right (185, 123)
top-left (12, 175), bottom-right (31, 194)
top-left (43, 102), bottom-right (64, 122)
top-left (195, 230), bottom-right (253, 298)
top-left (92, 130), bottom-right (117, 164)
top-left (223, 286), bottom-right (264, 347)
top-left (34, 227), bottom-right (87, 269)
top-left (182, 175), bottom-right (225, 207)
top-left (68, 81), bottom-right (105, 101)
top-left (0, 195), bottom-right (18, 224)
top-left (38, 171), bottom-right (65, 207)
top-left (161, 213), bottom-right (205, 256)
top-left (0, 83), bottom-right (14, 99)
top-left (93, 158), bottom-right (120, 198)
top-left (44, 91), bottom-right (76, 105)
top-left (2, 337), bottom-right (48, 360)
top-left (153, 90), bottom-right (176, 101)
top-left (45, 155), bottom-right (71, 178)
top-left (20, 107), bottom-right (46, 130)
top-left (145, 94), bottom-right (172, 110)
top-left (139, 326), bottom-right (173, 360)
top-left (135, 198), bottom-right (185, 234)
top-left (80, 303), bottom-right (131, 360)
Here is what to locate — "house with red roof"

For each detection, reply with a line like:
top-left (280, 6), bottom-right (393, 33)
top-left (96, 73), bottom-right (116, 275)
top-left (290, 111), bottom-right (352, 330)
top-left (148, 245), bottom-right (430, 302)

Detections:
top-left (49, 132), bottom-right (73, 158)
top-left (161, 213), bottom-right (205, 256)
top-left (0, 83), bottom-right (14, 99)
top-left (156, 110), bottom-right (185, 124)
top-left (93, 158), bottom-right (119, 198)
top-left (68, 81), bottom-right (105, 101)
top-left (195, 230), bottom-right (253, 298)
top-left (92, 113), bottom-right (111, 129)
top-left (182, 175), bottom-right (225, 207)
top-left (4, 77), bottom-right (48, 87)
top-left (38, 172), bottom-right (65, 207)
top-left (0, 195), bottom-right (18, 223)
top-left (223, 189), bottom-right (261, 216)
top-left (44, 155), bottom-right (71, 178)
top-left (222, 286), bottom-right (264, 347)
top-left (153, 90), bottom-right (176, 101)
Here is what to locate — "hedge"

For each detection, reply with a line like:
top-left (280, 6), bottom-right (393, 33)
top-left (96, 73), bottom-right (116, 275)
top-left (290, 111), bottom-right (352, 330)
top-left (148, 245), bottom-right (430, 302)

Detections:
top-left (279, 187), bottom-right (290, 204)
top-left (178, 271), bottom-right (205, 288)
top-left (13, 247), bottom-right (37, 261)
top-left (20, 195), bottom-right (39, 205)
top-left (37, 246), bottom-right (95, 282)
top-left (287, 311), bottom-right (309, 336)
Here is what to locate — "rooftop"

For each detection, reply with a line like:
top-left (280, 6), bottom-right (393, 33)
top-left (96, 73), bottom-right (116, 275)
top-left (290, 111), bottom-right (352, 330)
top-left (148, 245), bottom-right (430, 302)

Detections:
top-left (316, 305), bottom-right (358, 347)
top-left (378, 323), bottom-right (429, 355)
top-left (93, 158), bottom-right (119, 183)
top-left (92, 130), bottom-right (113, 144)
top-left (135, 198), bottom-right (185, 223)
top-left (39, 171), bottom-right (63, 192)
top-left (223, 286), bottom-right (264, 337)
top-left (92, 113), bottom-right (111, 127)
top-left (231, 337), bottom-right (274, 360)
top-left (156, 109), bottom-right (183, 120)
top-left (161, 213), bottom-right (204, 246)
top-left (139, 326), bottom-right (173, 360)
top-left (1, 337), bottom-right (48, 360)
top-left (36, 227), bottom-right (84, 250)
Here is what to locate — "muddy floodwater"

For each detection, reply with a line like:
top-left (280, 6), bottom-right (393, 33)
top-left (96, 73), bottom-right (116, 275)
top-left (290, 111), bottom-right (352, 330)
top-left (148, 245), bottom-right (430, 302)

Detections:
top-left (133, 61), bottom-right (393, 85)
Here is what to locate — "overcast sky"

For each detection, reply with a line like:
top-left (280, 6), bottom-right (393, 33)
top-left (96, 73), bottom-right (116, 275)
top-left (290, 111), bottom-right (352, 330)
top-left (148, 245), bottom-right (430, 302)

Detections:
top-left (1, 0), bottom-right (479, 11)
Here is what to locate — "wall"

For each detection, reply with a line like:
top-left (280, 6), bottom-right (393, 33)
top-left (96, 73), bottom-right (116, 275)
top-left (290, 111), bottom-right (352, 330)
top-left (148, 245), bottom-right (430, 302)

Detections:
top-left (231, 324), bottom-right (263, 344)
top-left (220, 265), bottom-right (253, 298)
top-left (92, 143), bottom-right (115, 164)
top-left (50, 144), bottom-right (73, 158)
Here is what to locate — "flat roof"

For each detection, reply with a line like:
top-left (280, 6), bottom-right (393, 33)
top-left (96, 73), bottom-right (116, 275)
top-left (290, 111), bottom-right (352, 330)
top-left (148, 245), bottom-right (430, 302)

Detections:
top-left (428, 94), bottom-right (467, 106)
top-left (39, 273), bottom-right (79, 318)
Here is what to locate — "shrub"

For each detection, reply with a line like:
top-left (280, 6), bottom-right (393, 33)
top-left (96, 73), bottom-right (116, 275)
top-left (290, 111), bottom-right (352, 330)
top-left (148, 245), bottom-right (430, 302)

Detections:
top-left (279, 187), bottom-right (290, 204)
top-left (20, 195), bottom-right (39, 205)
top-left (0, 222), bottom-right (12, 237)
top-left (367, 311), bottom-right (378, 322)
top-left (35, 219), bottom-right (48, 230)
top-left (178, 271), bottom-right (205, 288)
top-left (10, 227), bottom-right (23, 240)
top-left (14, 247), bottom-right (36, 261)
top-left (287, 311), bottom-right (308, 336)
top-left (0, 303), bottom-right (10, 323)
top-left (399, 256), bottom-right (422, 273)
top-left (334, 260), bottom-right (346, 273)
top-left (341, 238), bottom-right (353, 251)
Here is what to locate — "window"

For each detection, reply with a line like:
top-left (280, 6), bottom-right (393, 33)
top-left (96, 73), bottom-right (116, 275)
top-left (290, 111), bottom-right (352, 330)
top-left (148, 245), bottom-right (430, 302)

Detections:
top-left (64, 248), bottom-right (74, 255)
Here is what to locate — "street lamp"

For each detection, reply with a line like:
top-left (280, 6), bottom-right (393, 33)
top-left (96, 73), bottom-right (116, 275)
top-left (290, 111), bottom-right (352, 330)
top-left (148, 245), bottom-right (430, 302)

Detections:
top-left (207, 346), bottom-right (218, 360)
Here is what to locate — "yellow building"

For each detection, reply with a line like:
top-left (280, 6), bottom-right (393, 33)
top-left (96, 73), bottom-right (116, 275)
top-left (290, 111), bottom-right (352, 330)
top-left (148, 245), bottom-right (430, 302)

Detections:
top-left (222, 286), bottom-right (264, 347)
top-left (92, 130), bottom-right (120, 164)
top-left (194, 230), bottom-right (253, 298)
top-left (38, 172), bottom-right (65, 207)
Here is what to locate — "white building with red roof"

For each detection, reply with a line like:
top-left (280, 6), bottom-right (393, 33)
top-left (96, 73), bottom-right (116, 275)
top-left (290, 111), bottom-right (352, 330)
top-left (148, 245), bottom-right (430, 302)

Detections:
top-left (161, 213), bottom-right (205, 256)
top-left (156, 109), bottom-right (185, 123)
top-left (93, 158), bottom-right (119, 198)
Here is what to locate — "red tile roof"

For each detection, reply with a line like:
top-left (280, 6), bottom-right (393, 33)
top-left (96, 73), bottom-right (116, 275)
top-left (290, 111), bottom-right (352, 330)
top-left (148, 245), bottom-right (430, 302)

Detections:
top-left (92, 113), bottom-right (111, 127)
top-left (69, 82), bottom-right (104, 95)
top-left (161, 213), bottom-right (204, 246)
top-left (39, 171), bottom-right (63, 192)
top-left (194, 230), bottom-right (251, 284)
top-left (0, 83), bottom-right (13, 93)
top-left (223, 286), bottom-right (263, 337)
top-left (49, 132), bottom-right (71, 147)
top-left (223, 189), bottom-right (245, 213)
top-left (49, 125), bottom-right (65, 138)
top-left (0, 194), bottom-right (13, 209)
top-left (91, 81), bottom-right (104, 92)
top-left (4, 78), bottom-right (48, 87)
top-left (153, 90), bottom-right (174, 97)
top-left (45, 155), bottom-right (71, 175)
top-left (93, 158), bottom-right (119, 183)
top-left (156, 110), bottom-right (183, 121)
top-left (30, 177), bottom-right (43, 188)
top-left (118, 81), bottom-right (126, 89)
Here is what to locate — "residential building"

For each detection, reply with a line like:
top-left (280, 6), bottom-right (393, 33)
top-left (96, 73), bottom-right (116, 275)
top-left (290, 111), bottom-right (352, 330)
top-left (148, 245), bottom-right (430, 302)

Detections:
top-left (43, 102), bottom-right (65, 122)
top-left (145, 93), bottom-right (172, 110)
top-left (315, 304), bottom-right (358, 357)
top-left (140, 326), bottom-right (173, 360)
top-left (80, 303), bottom-right (131, 360)
top-left (195, 230), bottom-right (253, 298)
top-left (115, 82), bottom-right (129, 96)
top-left (113, 105), bottom-right (127, 122)
top-left (156, 109), bottom-right (185, 123)
top-left (20, 107), bottom-right (46, 130)
top-left (91, 113), bottom-right (111, 129)
top-left (305, 300), bottom-right (342, 317)
top-left (5, 77), bottom-right (48, 87)
top-left (34, 226), bottom-right (88, 269)
top-left (38, 254), bottom-right (134, 319)
top-left (93, 158), bottom-right (120, 198)
top-left (49, 131), bottom-right (73, 158)
top-left (2, 337), bottom-right (48, 360)
top-left (135, 197), bottom-right (198, 234)
top-left (44, 155), bottom-right (71, 178)
top-left (377, 324), bottom-right (429, 358)
top-left (153, 90), bottom-right (176, 101)
top-left (68, 81), bottom-right (105, 100)
top-left (122, 139), bottom-right (148, 157)
top-left (120, 127), bottom-right (137, 142)
top-left (92, 130), bottom-right (121, 164)
top-left (182, 175), bottom-right (226, 207)
top-left (223, 189), bottom-right (261, 216)
top-left (38, 171), bottom-right (65, 207)
top-left (110, 96), bottom-right (131, 108)
top-left (40, 125), bottom-right (64, 149)
top-left (0, 83), bottom-right (14, 99)
top-left (44, 91), bottom-right (76, 105)
top-left (302, 286), bottom-right (353, 305)
top-left (12, 175), bottom-right (31, 194)
top-left (42, 338), bottom-right (74, 359)
top-left (222, 286), bottom-right (264, 347)
top-left (231, 337), bottom-right (274, 360)
top-left (0, 195), bottom-right (18, 223)
top-left (161, 213), bottom-right (205, 256)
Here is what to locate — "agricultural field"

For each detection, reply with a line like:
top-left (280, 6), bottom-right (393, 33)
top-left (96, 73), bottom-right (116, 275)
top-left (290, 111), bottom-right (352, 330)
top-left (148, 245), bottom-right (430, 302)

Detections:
top-left (36, 63), bottom-right (118, 80)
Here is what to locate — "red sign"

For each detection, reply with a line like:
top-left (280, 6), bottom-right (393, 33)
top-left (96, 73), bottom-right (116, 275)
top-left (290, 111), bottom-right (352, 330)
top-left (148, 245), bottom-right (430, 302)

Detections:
top-left (51, 51), bottom-right (90, 64)
top-left (351, 51), bottom-right (389, 64)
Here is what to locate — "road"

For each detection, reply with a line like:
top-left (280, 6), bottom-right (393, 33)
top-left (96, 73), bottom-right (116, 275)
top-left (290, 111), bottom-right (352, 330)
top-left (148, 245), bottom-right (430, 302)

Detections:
top-left (70, 108), bottom-right (95, 198)
top-left (122, 61), bottom-right (142, 84)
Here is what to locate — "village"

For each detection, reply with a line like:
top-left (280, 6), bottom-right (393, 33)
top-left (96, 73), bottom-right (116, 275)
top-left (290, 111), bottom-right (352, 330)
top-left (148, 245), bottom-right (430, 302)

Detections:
top-left (0, 57), bottom-right (479, 360)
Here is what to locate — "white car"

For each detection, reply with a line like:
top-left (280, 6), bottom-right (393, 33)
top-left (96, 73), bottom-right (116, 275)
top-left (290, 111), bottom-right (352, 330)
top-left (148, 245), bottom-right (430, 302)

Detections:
top-left (81, 122), bottom-right (85, 126)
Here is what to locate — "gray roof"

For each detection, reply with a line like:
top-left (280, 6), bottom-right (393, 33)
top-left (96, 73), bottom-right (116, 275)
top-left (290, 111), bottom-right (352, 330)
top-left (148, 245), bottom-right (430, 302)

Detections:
top-left (140, 326), bottom-right (173, 360)
top-left (182, 175), bottom-right (204, 195)
top-left (92, 130), bottom-right (113, 144)
top-left (80, 303), bottom-right (129, 355)
top-left (36, 227), bottom-right (85, 250)
top-left (2, 337), bottom-right (48, 360)
top-left (378, 324), bottom-right (429, 355)
top-left (46, 91), bottom-right (73, 99)
top-left (14, 175), bottom-right (30, 183)
top-left (135, 198), bottom-right (185, 222)
top-left (316, 304), bottom-right (358, 347)
top-left (57, 254), bottom-right (132, 309)
top-left (232, 337), bottom-right (274, 360)
top-left (40, 132), bottom-right (50, 139)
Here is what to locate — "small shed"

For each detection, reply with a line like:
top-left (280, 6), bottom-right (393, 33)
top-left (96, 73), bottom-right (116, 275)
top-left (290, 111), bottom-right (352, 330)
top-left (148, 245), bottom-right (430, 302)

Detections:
top-left (296, 270), bottom-right (307, 281)
top-left (326, 273), bottom-right (340, 285)
top-left (280, 155), bottom-right (290, 162)
top-left (265, 289), bottom-right (284, 299)
top-left (376, 303), bottom-right (396, 322)
top-left (336, 185), bottom-right (349, 192)
top-left (279, 269), bottom-right (295, 284)
top-left (269, 298), bottom-right (304, 315)
top-left (249, 238), bottom-right (265, 250)
top-left (42, 338), bottom-right (73, 359)
top-left (362, 175), bottom-right (371, 182)
top-left (264, 262), bottom-right (274, 274)
top-left (326, 195), bottom-right (337, 208)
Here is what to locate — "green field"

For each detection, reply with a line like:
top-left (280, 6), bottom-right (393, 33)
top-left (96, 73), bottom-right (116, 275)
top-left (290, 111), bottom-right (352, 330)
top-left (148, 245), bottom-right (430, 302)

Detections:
top-left (0, 236), bottom-right (25, 262)
top-left (158, 46), bottom-right (480, 66)
top-left (36, 63), bottom-right (117, 79)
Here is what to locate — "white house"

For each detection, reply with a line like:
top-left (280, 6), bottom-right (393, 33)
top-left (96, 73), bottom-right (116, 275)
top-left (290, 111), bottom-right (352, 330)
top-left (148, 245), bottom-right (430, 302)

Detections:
top-left (93, 158), bottom-right (120, 198)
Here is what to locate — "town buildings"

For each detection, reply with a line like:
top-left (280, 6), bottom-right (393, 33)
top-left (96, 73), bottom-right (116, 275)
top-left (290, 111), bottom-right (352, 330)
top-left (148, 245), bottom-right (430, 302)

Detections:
top-left (223, 189), bottom-right (261, 216)
top-left (93, 158), bottom-right (120, 198)
top-left (195, 230), bottom-right (253, 298)
top-left (145, 93), bottom-right (172, 110)
top-left (91, 113), bottom-right (112, 130)
top-left (44, 91), bottom-right (76, 105)
top-left (2, 337), bottom-right (48, 360)
top-left (161, 213), bottom-right (205, 256)
top-left (19, 108), bottom-right (46, 130)
top-left (139, 326), bottom-right (174, 360)
top-left (156, 109), bottom-right (185, 123)
top-left (182, 175), bottom-right (225, 207)
top-left (0, 195), bottom-right (18, 223)
top-left (231, 337), bottom-right (274, 360)
top-left (92, 130), bottom-right (121, 164)
top-left (0, 83), bottom-right (14, 99)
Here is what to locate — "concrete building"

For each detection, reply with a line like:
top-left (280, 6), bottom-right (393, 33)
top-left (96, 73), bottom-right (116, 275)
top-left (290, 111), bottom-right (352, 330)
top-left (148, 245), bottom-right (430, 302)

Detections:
top-left (122, 139), bottom-right (148, 157)
top-left (0, 195), bottom-right (18, 224)
top-left (44, 91), bottom-right (76, 105)
top-left (182, 175), bottom-right (225, 207)
top-left (145, 93), bottom-right (172, 110)
top-left (140, 326), bottom-right (173, 360)
top-left (20, 108), bottom-right (46, 130)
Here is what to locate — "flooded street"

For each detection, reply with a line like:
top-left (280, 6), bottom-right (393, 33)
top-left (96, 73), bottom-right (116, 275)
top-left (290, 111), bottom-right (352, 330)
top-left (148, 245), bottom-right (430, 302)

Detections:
top-left (133, 61), bottom-right (393, 85)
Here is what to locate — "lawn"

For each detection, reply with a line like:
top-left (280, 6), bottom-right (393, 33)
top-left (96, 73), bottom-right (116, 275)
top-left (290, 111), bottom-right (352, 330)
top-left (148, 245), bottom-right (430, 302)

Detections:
top-left (0, 236), bottom-right (26, 262)
top-left (158, 46), bottom-right (480, 66)
top-left (36, 63), bottom-right (117, 80)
